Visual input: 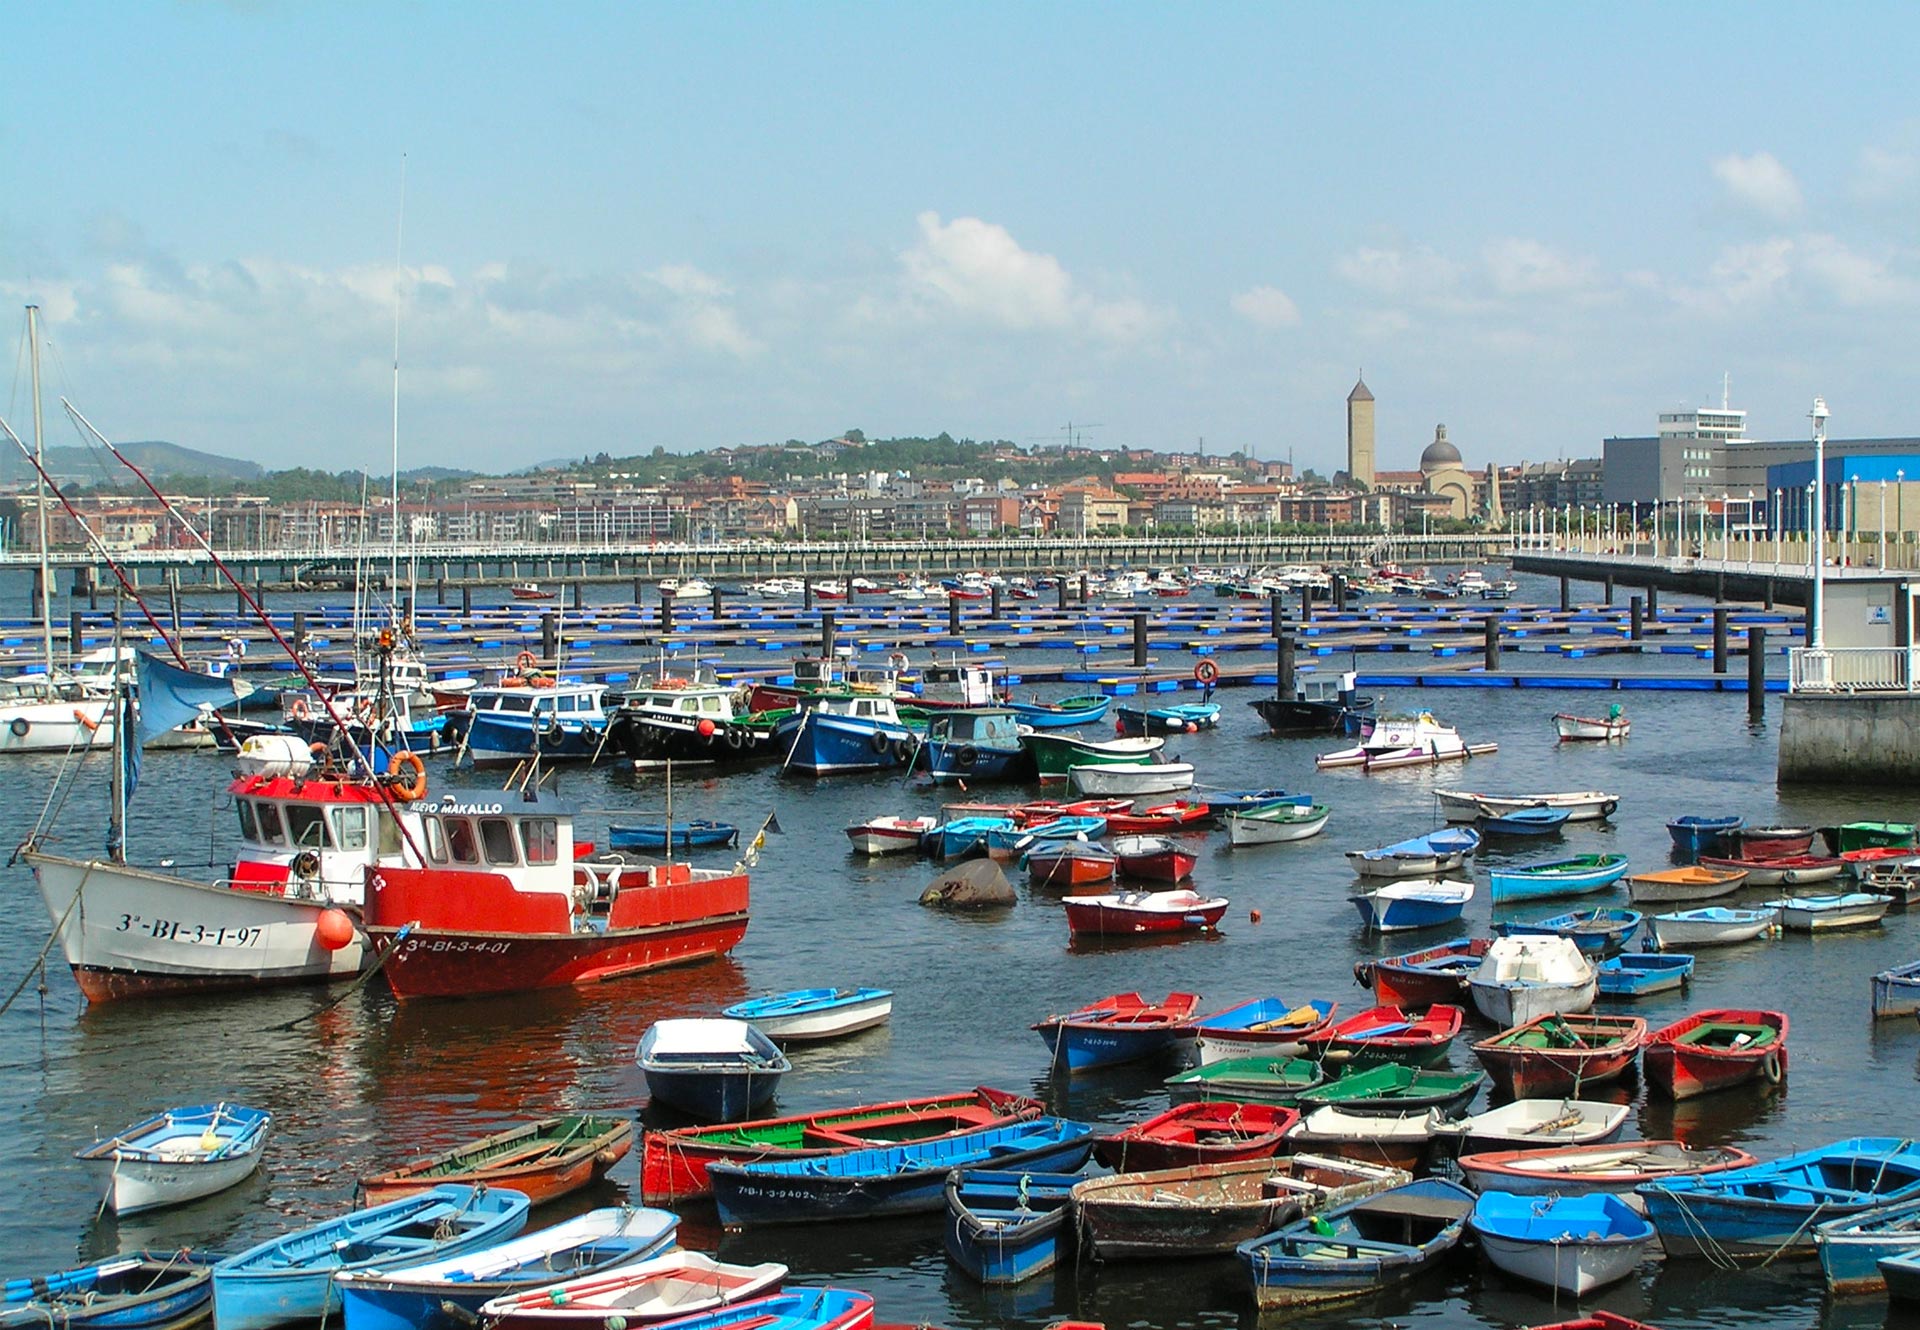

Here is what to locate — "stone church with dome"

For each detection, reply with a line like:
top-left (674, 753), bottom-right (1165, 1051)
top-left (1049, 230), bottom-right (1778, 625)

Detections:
top-left (1344, 374), bottom-right (1491, 521)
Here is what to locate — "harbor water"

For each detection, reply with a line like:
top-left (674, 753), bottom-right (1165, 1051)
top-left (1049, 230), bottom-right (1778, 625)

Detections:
top-left (0, 572), bottom-right (1909, 1330)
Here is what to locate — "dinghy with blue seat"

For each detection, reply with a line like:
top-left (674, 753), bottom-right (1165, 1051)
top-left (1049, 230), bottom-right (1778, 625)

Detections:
top-left (1, 1252), bottom-right (219, 1330)
top-left (74, 1102), bottom-right (272, 1216)
top-left (942, 1168), bottom-right (1082, 1284)
top-left (1468, 1191), bottom-right (1657, 1295)
top-left (1236, 1177), bottom-right (1474, 1308)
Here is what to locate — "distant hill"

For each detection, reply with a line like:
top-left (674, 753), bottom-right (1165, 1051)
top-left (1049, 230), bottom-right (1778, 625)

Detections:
top-left (401, 465), bottom-right (475, 483)
top-left (7, 439), bottom-right (265, 486)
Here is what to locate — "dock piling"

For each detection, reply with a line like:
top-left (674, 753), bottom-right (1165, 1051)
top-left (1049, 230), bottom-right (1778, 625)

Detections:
top-left (1277, 634), bottom-right (1295, 697)
top-left (1133, 611), bottom-right (1148, 667)
top-left (821, 609), bottom-right (836, 659)
top-left (1269, 592), bottom-right (1285, 638)
top-left (1055, 577), bottom-right (1068, 610)
top-left (1482, 615), bottom-right (1501, 670)
top-left (540, 611), bottom-right (558, 664)
top-left (948, 594), bottom-right (961, 636)
top-left (1602, 574), bottom-right (1614, 606)
top-left (1713, 606), bottom-right (1729, 674)
top-left (1747, 626), bottom-right (1766, 721)
top-left (461, 583), bottom-right (472, 614)
top-left (990, 583), bottom-right (1003, 620)
top-left (68, 609), bottom-right (81, 654)
top-left (1559, 577), bottom-right (1571, 612)
top-left (1629, 594), bottom-right (1643, 641)
top-left (571, 582), bottom-right (584, 611)
top-left (1646, 583), bottom-right (1659, 617)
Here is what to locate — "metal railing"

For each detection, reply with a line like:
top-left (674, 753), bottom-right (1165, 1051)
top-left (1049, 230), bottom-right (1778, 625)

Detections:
top-left (1789, 647), bottom-right (1919, 693)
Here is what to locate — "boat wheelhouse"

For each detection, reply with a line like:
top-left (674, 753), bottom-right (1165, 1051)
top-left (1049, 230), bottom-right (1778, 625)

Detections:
top-left (463, 677), bottom-right (611, 765)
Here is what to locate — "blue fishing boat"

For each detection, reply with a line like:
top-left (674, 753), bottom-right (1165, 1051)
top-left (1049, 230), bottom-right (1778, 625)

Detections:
top-left (934, 816), bottom-right (1016, 859)
top-left (1487, 854), bottom-right (1631, 905)
top-left (984, 815), bottom-right (1107, 858)
top-left (1032, 991), bottom-right (1201, 1073)
top-left (1115, 700), bottom-right (1221, 735)
top-left (607, 820), bottom-right (739, 851)
top-left (776, 692), bottom-right (917, 775)
top-left (637, 1019), bottom-right (791, 1122)
top-left (2, 1252), bottom-right (218, 1330)
top-left (1203, 788), bottom-right (1309, 814)
top-left (1639, 1137), bottom-right (1920, 1261)
top-left (1816, 1193), bottom-right (1920, 1294)
top-left (212, 1185), bottom-right (532, 1330)
top-left (1493, 908), bottom-right (1644, 956)
top-left (1469, 1191), bottom-right (1657, 1295)
top-left (1236, 1177), bottom-right (1475, 1309)
top-left (1346, 827), bottom-right (1480, 880)
top-left (942, 1168), bottom-right (1082, 1284)
top-left (722, 987), bottom-right (894, 1042)
top-left (708, 1117), bottom-right (1097, 1228)
top-left (1351, 880), bottom-right (1475, 932)
top-left (1595, 952), bottom-right (1694, 998)
top-left (1480, 806), bottom-right (1571, 836)
top-left (917, 709), bottom-right (1029, 783)
top-left (1002, 694), bottom-right (1111, 729)
top-left (1667, 814), bottom-right (1744, 856)
top-left (334, 1206), bottom-right (679, 1330)
top-left (462, 678), bottom-right (612, 765)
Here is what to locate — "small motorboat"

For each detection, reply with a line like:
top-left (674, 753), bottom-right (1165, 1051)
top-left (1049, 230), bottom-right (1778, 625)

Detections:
top-left (510, 583), bottom-right (554, 601)
top-left (1295, 1064), bottom-right (1485, 1116)
top-left (1032, 991), bottom-right (1201, 1073)
top-left (1431, 1098), bottom-right (1631, 1155)
top-left (1595, 952), bottom-right (1694, 998)
top-left (1202, 788), bottom-right (1302, 814)
top-left (1110, 834), bottom-right (1198, 883)
top-left (1093, 1101), bottom-right (1298, 1172)
top-left (1351, 879), bottom-right (1475, 933)
top-left (1317, 710), bottom-right (1495, 772)
top-left (1492, 907), bottom-right (1643, 956)
top-left (74, 1102), bottom-right (272, 1216)
top-left (1667, 814), bottom-right (1744, 856)
top-left (1062, 889), bottom-right (1228, 939)
top-left (1727, 824), bottom-right (1817, 857)
top-left (1822, 821), bottom-right (1918, 855)
top-left (1764, 892), bottom-right (1892, 932)
top-left (1480, 806), bottom-right (1571, 837)
top-left (1469, 1192), bottom-right (1656, 1295)
top-left (636, 1019), bottom-right (791, 1121)
top-left (1646, 906), bottom-right (1778, 951)
top-left (1353, 939), bottom-right (1490, 1010)
top-left (1067, 761), bottom-right (1196, 797)
top-left (1488, 854), bottom-right (1630, 905)
top-left (1114, 700), bottom-right (1221, 735)
top-left (1643, 1008), bottom-right (1787, 1099)
top-left (1025, 840), bottom-right (1117, 888)
top-left (0, 1252), bottom-right (218, 1330)
top-left (1192, 996), bottom-right (1338, 1064)
top-left (1696, 851), bottom-right (1845, 886)
top-left (1345, 827), bottom-right (1480, 880)
top-left (1236, 1178), bottom-right (1475, 1307)
top-left (1435, 789), bottom-right (1619, 823)
top-left (942, 1168), bottom-right (1081, 1285)
top-left (358, 1115), bottom-right (633, 1207)
top-left (1298, 1004), bottom-right (1465, 1069)
top-left (722, 987), bottom-right (894, 1042)
top-left (1165, 1055), bottom-right (1325, 1106)
top-left (607, 820), bottom-right (740, 851)
top-left (1471, 1013), bottom-right (1646, 1098)
top-left (1465, 936), bottom-right (1597, 1027)
top-left (1553, 707), bottom-right (1630, 742)
top-left (471, 1252), bottom-right (787, 1330)
top-left (1456, 1139), bottom-right (1757, 1198)
top-left (1225, 802), bottom-right (1329, 846)
top-left (1002, 694), bottom-right (1112, 730)
top-left (844, 815), bottom-right (937, 856)
top-left (1873, 959), bottom-right (1920, 1019)
top-left (1625, 864), bottom-right (1748, 904)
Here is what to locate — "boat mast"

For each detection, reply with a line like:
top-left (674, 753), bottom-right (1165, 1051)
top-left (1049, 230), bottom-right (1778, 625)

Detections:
top-left (389, 154), bottom-right (406, 620)
top-left (108, 593), bottom-right (125, 864)
top-left (27, 306), bottom-right (54, 679)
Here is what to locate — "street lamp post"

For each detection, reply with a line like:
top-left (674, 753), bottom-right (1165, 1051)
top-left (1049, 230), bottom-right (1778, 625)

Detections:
top-left (1722, 492), bottom-right (1731, 562)
top-left (1882, 479), bottom-right (1889, 569)
top-left (1746, 491), bottom-right (1755, 567)
top-left (1773, 488), bottom-right (1782, 565)
top-left (1809, 400), bottom-right (1830, 679)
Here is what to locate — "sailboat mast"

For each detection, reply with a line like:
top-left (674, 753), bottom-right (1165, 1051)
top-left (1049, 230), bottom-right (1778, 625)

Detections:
top-left (108, 594), bottom-right (125, 863)
top-left (389, 154), bottom-right (406, 613)
top-left (27, 305), bottom-right (54, 676)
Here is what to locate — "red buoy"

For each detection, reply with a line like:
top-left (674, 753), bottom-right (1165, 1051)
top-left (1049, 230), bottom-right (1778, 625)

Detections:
top-left (696, 718), bottom-right (717, 738)
top-left (1249, 908), bottom-right (1263, 924)
top-left (315, 908), bottom-right (356, 951)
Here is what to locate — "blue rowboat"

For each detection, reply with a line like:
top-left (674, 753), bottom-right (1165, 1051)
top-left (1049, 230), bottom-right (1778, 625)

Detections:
top-left (74, 1101), bottom-right (272, 1216)
top-left (985, 815), bottom-right (1107, 858)
top-left (1488, 854), bottom-right (1630, 905)
top-left (1346, 827), bottom-right (1480, 880)
top-left (607, 820), bottom-right (739, 851)
top-left (1480, 806), bottom-right (1571, 836)
top-left (1639, 1137), bottom-right (1920, 1261)
top-left (1192, 997), bottom-right (1338, 1063)
top-left (1493, 907), bottom-right (1644, 956)
top-left (334, 1206), bottom-right (678, 1330)
top-left (1873, 959), bottom-right (1920, 1020)
top-left (1202, 788), bottom-right (1309, 814)
top-left (2, 1252), bottom-right (218, 1330)
top-left (708, 1117), bottom-right (1097, 1228)
top-left (1469, 1191), bottom-right (1656, 1295)
top-left (722, 987), bottom-right (894, 1042)
top-left (637, 1019), bottom-right (790, 1122)
top-left (1351, 880), bottom-right (1474, 932)
top-left (1817, 1192), bottom-right (1920, 1294)
top-left (942, 1167), bottom-right (1081, 1285)
top-left (212, 1185), bottom-right (531, 1330)
top-left (1032, 991), bottom-right (1201, 1073)
top-left (1116, 701), bottom-right (1221, 735)
top-left (1003, 695), bottom-right (1111, 729)
top-left (934, 816), bottom-right (1016, 859)
top-left (1667, 814), bottom-right (1744, 856)
top-left (1237, 1177), bottom-right (1475, 1309)
top-left (1596, 952), bottom-right (1694, 998)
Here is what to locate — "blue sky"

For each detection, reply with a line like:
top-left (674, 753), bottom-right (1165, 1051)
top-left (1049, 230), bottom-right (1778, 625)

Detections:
top-left (5, 4), bottom-right (1918, 477)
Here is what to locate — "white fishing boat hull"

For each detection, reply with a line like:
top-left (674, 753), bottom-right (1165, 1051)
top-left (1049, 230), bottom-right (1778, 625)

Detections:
top-left (1435, 790), bottom-right (1619, 823)
top-left (1226, 809), bottom-right (1329, 846)
top-left (1466, 937), bottom-right (1597, 1026)
top-left (1197, 1031), bottom-right (1317, 1064)
top-left (749, 994), bottom-right (894, 1041)
top-left (1647, 913), bottom-right (1777, 950)
top-left (1067, 762), bottom-right (1195, 796)
top-left (845, 819), bottom-right (932, 855)
top-left (1770, 895), bottom-right (1891, 932)
top-left (87, 1140), bottom-right (266, 1215)
top-left (1475, 1225), bottom-right (1654, 1296)
top-left (0, 698), bottom-right (114, 753)
top-left (1552, 715), bottom-right (1631, 742)
top-left (27, 851), bottom-right (365, 1003)
top-left (1435, 1100), bottom-right (1630, 1155)
top-left (1469, 973), bottom-right (1598, 1027)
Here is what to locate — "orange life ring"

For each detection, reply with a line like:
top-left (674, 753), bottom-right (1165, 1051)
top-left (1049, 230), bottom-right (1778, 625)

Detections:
top-left (291, 697), bottom-right (311, 720)
top-left (387, 750), bottom-right (428, 800)
top-left (73, 709), bottom-right (100, 733)
top-left (1194, 660), bottom-right (1220, 685)
top-left (515, 651), bottom-right (539, 674)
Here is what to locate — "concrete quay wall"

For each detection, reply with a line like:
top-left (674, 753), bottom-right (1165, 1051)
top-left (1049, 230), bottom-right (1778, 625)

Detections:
top-left (1779, 692), bottom-right (1920, 785)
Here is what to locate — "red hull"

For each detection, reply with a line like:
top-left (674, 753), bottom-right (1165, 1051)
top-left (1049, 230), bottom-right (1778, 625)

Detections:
top-left (1471, 1014), bottom-right (1647, 1098)
top-left (1092, 1102), bottom-right (1297, 1172)
top-left (1027, 854), bottom-right (1116, 888)
top-left (372, 916), bottom-right (746, 999)
top-left (1644, 1008), bottom-right (1788, 1100)
top-left (1300, 1003), bottom-right (1464, 1066)
top-left (1105, 802), bottom-right (1213, 835)
top-left (1354, 938), bottom-right (1491, 1009)
top-left (1114, 849), bottom-right (1197, 883)
top-left (1063, 898), bottom-right (1227, 936)
top-left (69, 963), bottom-right (352, 1003)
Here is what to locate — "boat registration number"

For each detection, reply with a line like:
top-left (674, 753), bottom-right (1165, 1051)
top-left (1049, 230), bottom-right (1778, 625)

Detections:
top-left (401, 938), bottom-right (512, 956)
top-left (115, 915), bottom-right (266, 947)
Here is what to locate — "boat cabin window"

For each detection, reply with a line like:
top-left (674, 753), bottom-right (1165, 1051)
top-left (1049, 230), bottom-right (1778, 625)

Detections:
top-left (236, 799), bottom-right (259, 841)
top-left (702, 696), bottom-right (725, 714)
top-left (680, 697), bottom-right (700, 713)
top-left (533, 698), bottom-right (555, 717)
top-left (521, 817), bottom-right (558, 864)
top-left (255, 801), bottom-right (286, 846)
top-left (481, 817), bottom-right (518, 866)
top-left (498, 696), bottom-right (534, 713)
top-left (377, 811), bottom-right (403, 857)
top-left (286, 803), bottom-right (330, 850)
top-left (331, 806), bottom-right (369, 852)
top-left (432, 816), bottom-right (479, 865)
top-left (556, 694), bottom-right (579, 714)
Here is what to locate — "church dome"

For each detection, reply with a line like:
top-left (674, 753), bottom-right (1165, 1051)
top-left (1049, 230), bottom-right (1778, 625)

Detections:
top-left (1420, 424), bottom-right (1463, 473)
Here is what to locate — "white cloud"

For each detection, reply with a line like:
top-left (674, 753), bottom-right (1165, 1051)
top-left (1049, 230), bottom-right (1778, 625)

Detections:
top-left (1482, 237), bottom-right (1599, 297)
top-left (1231, 284), bottom-right (1301, 328)
top-left (1799, 234), bottom-right (1920, 306)
top-left (1707, 238), bottom-right (1795, 305)
top-left (1334, 245), bottom-right (1462, 301)
top-left (1855, 145), bottom-right (1920, 202)
top-left (1711, 151), bottom-right (1803, 220)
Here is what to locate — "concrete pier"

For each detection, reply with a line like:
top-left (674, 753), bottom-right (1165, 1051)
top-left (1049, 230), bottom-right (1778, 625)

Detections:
top-left (1780, 694), bottom-right (1920, 785)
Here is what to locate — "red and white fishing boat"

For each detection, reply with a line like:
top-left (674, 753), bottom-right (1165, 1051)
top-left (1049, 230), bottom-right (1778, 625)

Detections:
top-left (476, 1252), bottom-right (787, 1330)
top-left (1352, 938), bottom-right (1492, 1010)
top-left (1643, 1008), bottom-right (1788, 1100)
top-left (362, 785), bottom-right (750, 999)
top-left (843, 815), bottom-right (936, 856)
top-left (1111, 834), bottom-right (1198, 883)
top-left (510, 582), bottom-right (554, 601)
top-left (1063, 888), bottom-right (1228, 937)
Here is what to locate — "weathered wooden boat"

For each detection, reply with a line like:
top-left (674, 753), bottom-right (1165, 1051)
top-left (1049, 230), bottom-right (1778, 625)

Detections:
top-left (608, 820), bottom-right (739, 851)
top-left (1816, 1192), bottom-right (1920, 1293)
top-left (1345, 827), bottom-right (1480, 880)
top-left (1024, 841), bottom-right (1117, 887)
top-left (1488, 854), bottom-right (1630, 905)
top-left (1727, 824), bottom-right (1817, 857)
top-left (1193, 996), bottom-right (1337, 1064)
top-left (1105, 800), bottom-right (1213, 835)
top-left (1431, 1099), bottom-right (1630, 1156)
top-left (1595, 952), bottom-right (1694, 997)
top-left (1067, 761), bottom-right (1196, 797)
top-left (1880, 1246), bottom-right (1920, 1302)
top-left (722, 987), bottom-right (893, 1042)
top-left (1093, 1102), bottom-right (1297, 1172)
top-left (1062, 888), bottom-right (1228, 939)
top-left (942, 1168), bottom-right (1080, 1285)
top-left (1821, 821), bottom-right (1919, 855)
top-left (1164, 1055), bottom-right (1325, 1106)
top-left (638, 1086), bottom-right (1043, 1203)
top-left (1071, 1154), bottom-right (1407, 1260)
top-left (1109, 834), bottom-right (1198, 883)
top-left (707, 1116), bottom-right (1097, 1228)
top-left (359, 1115), bottom-right (634, 1206)
top-left (1480, 807), bottom-right (1572, 836)
top-left (1021, 732), bottom-right (1160, 783)
top-left (1696, 851), bottom-right (1844, 886)
top-left (1436, 790), bottom-right (1619, 823)
top-left (1553, 709), bottom-right (1630, 742)
top-left (1666, 814), bottom-right (1743, 856)
top-left (1300, 1003), bottom-right (1465, 1069)
top-left (1353, 938), bottom-right (1489, 1009)
top-left (1646, 906), bottom-right (1777, 951)
top-left (1873, 959), bottom-right (1920, 1019)
top-left (1638, 1136), bottom-right (1920, 1261)
top-left (1003, 694), bottom-right (1111, 730)
top-left (1491, 907), bottom-right (1642, 956)
top-left (1318, 710), bottom-right (1494, 771)
top-left (1466, 936), bottom-right (1597, 1027)
top-left (1236, 1177), bottom-right (1475, 1307)
top-left (1034, 991), bottom-right (1200, 1072)
top-left (1625, 864), bottom-right (1747, 905)
top-left (1765, 891), bottom-right (1891, 931)
top-left (1643, 1008), bottom-right (1787, 1099)
top-left (1469, 1191), bottom-right (1657, 1295)
top-left (212, 1185), bottom-right (532, 1330)
top-left (1351, 879), bottom-right (1475, 932)
top-left (637, 1019), bottom-right (790, 1122)
top-left (1115, 700), bottom-right (1220, 735)
top-left (0, 1252), bottom-right (218, 1330)
top-left (1471, 1013), bottom-right (1646, 1098)
top-left (1285, 1107), bottom-right (1442, 1174)
top-left (1456, 1139), bottom-right (1758, 1198)
top-left (1225, 801), bottom-right (1330, 846)
top-left (471, 1252), bottom-right (786, 1330)
top-left (334, 1206), bottom-right (680, 1330)
top-left (74, 1102), bottom-right (272, 1216)
top-left (1296, 1063), bottom-right (1485, 1115)
top-left (933, 815), bottom-right (1016, 860)
top-left (1249, 669), bottom-right (1375, 736)
top-left (844, 815), bottom-right (937, 856)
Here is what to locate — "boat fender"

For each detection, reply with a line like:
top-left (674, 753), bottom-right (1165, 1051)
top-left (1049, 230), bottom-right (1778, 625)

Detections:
top-left (955, 745), bottom-right (978, 768)
top-left (1762, 1051), bottom-right (1783, 1084)
top-left (724, 726), bottom-right (745, 750)
top-left (542, 716), bottom-right (565, 742)
top-left (8, 717), bottom-right (26, 737)
top-left (1193, 660), bottom-right (1220, 685)
top-left (868, 729), bottom-right (891, 755)
top-left (892, 736), bottom-right (913, 762)
top-left (1602, 801), bottom-right (1619, 818)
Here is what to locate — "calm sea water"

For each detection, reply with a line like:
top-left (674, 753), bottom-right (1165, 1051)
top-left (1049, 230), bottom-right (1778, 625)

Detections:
top-left (0, 571), bottom-right (1909, 1330)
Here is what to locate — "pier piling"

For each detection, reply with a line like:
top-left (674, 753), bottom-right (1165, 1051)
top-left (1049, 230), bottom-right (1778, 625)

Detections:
top-left (1269, 593), bottom-right (1285, 638)
top-left (1559, 577), bottom-right (1571, 612)
top-left (821, 609), bottom-right (836, 659)
top-left (1629, 595), bottom-right (1643, 641)
top-left (1646, 584), bottom-right (1659, 617)
top-left (540, 611), bottom-right (558, 664)
top-left (1482, 616), bottom-right (1501, 670)
top-left (1713, 606), bottom-right (1729, 674)
top-left (1602, 574), bottom-right (1614, 606)
top-left (293, 610), bottom-right (307, 646)
top-left (1133, 611), bottom-right (1148, 667)
top-left (990, 583), bottom-right (1003, 620)
top-left (1055, 578), bottom-right (1067, 610)
top-left (1748, 626), bottom-right (1766, 721)
top-left (461, 584), bottom-right (471, 614)
top-left (1277, 635), bottom-right (1295, 697)
top-left (947, 595), bottom-right (961, 636)
top-left (711, 586), bottom-right (724, 621)
top-left (68, 609), bottom-right (81, 654)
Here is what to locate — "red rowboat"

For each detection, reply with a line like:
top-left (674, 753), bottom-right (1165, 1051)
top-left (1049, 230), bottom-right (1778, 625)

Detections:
top-left (1470, 1013), bottom-right (1647, 1099)
top-left (1299, 1004), bottom-right (1464, 1069)
top-left (1111, 834), bottom-right (1198, 883)
top-left (1644, 1008), bottom-right (1788, 1099)
top-left (1523, 1316), bottom-right (1663, 1330)
top-left (638, 1086), bottom-right (1043, 1202)
top-left (1062, 889), bottom-right (1228, 937)
top-left (476, 1253), bottom-right (786, 1330)
top-left (1105, 800), bottom-right (1214, 835)
top-left (1017, 798), bottom-right (1132, 826)
top-left (1026, 841), bottom-right (1117, 888)
top-left (1092, 1101), bottom-right (1297, 1172)
top-left (1353, 938), bottom-right (1492, 1009)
